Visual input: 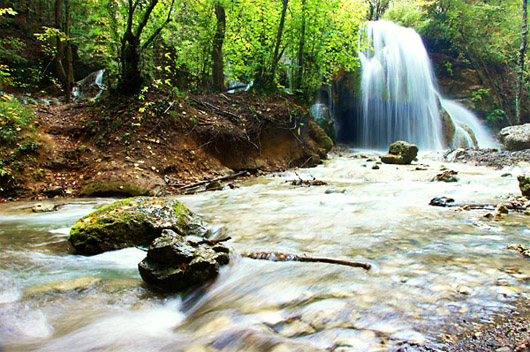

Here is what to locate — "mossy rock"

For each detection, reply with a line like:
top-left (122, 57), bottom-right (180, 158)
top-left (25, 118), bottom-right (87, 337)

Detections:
top-left (68, 197), bottom-right (203, 255)
top-left (80, 181), bottom-right (154, 197)
top-left (381, 141), bottom-right (419, 165)
top-left (518, 176), bottom-right (530, 198)
top-left (308, 121), bottom-right (334, 152)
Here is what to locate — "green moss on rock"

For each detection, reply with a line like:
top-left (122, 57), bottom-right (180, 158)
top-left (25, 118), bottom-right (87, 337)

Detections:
top-left (308, 121), bottom-right (334, 152)
top-left (68, 197), bottom-right (202, 255)
top-left (518, 176), bottom-right (530, 198)
top-left (381, 141), bottom-right (419, 165)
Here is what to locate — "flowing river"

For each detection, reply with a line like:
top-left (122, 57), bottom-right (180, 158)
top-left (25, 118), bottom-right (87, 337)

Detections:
top-left (1, 150), bottom-right (529, 351)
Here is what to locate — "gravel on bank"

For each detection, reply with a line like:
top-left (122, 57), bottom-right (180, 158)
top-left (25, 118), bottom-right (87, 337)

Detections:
top-left (444, 149), bottom-right (530, 169)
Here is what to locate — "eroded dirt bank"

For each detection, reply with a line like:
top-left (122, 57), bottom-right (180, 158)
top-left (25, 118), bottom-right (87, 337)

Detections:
top-left (0, 92), bottom-right (332, 201)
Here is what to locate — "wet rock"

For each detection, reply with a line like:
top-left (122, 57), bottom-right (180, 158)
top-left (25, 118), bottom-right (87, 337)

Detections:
top-left (380, 141), bottom-right (418, 165)
top-left (499, 124), bottom-right (530, 151)
top-left (43, 185), bottom-right (63, 197)
top-left (441, 107), bottom-right (456, 147)
top-left (80, 180), bottom-right (154, 197)
top-left (518, 176), bottom-right (530, 198)
top-left (24, 277), bottom-right (101, 296)
top-left (32, 202), bottom-right (56, 213)
top-left (496, 203), bottom-right (510, 215)
top-left (432, 170), bottom-right (459, 183)
top-left (68, 197), bottom-right (203, 255)
top-left (507, 244), bottom-right (530, 258)
top-left (429, 197), bottom-right (455, 207)
top-left (205, 181), bottom-right (223, 190)
top-left (138, 229), bottom-right (230, 291)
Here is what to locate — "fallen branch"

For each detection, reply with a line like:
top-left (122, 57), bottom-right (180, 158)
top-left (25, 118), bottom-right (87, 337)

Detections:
top-left (190, 98), bottom-right (241, 123)
top-left (175, 170), bottom-right (249, 193)
top-left (243, 251), bottom-right (371, 270)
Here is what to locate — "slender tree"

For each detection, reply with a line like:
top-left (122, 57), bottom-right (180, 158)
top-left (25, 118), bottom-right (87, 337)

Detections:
top-left (516, 0), bottom-right (528, 124)
top-left (64, 0), bottom-right (73, 103)
top-left (54, 0), bottom-right (67, 89)
top-left (295, 0), bottom-right (306, 91)
top-left (212, 2), bottom-right (226, 92)
top-left (261, 0), bottom-right (288, 89)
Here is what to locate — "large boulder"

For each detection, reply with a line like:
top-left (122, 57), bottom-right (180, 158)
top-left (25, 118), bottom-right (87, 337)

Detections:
top-left (499, 124), bottom-right (530, 151)
top-left (380, 141), bottom-right (419, 165)
top-left (138, 229), bottom-right (230, 291)
top-left (68, 197), bottom-right (203, 255)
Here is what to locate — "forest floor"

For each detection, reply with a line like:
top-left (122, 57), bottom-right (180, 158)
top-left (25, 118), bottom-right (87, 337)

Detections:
top-left (0, 91), bottom-right (331, 201)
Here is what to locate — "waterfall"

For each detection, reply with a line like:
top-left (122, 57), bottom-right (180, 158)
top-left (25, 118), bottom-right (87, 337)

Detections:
top-left (353, 20), bottom-right (495, 150)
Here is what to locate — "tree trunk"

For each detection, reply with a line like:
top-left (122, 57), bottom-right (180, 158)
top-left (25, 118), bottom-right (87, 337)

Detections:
top-left (264, 0), bottom-right (288, 89)
top-left (118, 0), bottom-right (163, 94)
top-left (517, 0), bottom-right (528, 124)
top-left (212, 4), bottom-right (226, 92)
top-left (64, 0), bottom-right (73, 103)
top-left (295, 0), bottom-right (306, 91)
top-left (54, 0), bottom-right (67, 89)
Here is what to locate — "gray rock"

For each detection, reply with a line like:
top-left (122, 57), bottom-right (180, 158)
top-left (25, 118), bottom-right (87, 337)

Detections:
top-left (499, 124), bottom-right (530, 151)
top-left (138, 229), bottom-right (230, 291)
top-left (32, 202), bottom-right (56, 213)
top-left (381, 141), bottom-right (419, 165)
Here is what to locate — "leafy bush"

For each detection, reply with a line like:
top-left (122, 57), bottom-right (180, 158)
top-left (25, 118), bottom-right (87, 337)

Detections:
top-left (383, 0), bottom-right (431, 30)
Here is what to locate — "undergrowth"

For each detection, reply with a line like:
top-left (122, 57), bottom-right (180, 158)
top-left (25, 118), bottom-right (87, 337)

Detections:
top-left (0, 94), bottom-right (39, 194)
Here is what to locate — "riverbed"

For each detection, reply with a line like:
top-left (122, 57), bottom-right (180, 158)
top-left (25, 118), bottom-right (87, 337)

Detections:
top-left (1, 149), bottom-right (529, 351)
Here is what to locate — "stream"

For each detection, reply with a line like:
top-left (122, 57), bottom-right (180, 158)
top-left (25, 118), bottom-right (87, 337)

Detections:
top-left (1, 149), bottom-right (529, 352)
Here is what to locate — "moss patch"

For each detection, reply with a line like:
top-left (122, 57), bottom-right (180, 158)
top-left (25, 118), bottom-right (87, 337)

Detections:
top-left (68, 197), bottom-right (201, 255)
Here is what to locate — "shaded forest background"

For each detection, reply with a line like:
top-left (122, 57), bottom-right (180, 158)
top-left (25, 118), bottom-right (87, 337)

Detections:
top-left (0, 0), bottom-right (527, 119)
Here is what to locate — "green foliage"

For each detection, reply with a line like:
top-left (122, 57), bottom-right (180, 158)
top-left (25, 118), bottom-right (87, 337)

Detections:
top-left (471, 88), bottom-right (490, 103)
top-left (383, 0), bottom-right (432, 29)
top-left (486, 109), bottom-right (506, 124)
top-left (0, 95), bottom-right (38, 193)
top-left (444, 60), bottom-right (453, 77)
top-left (0, 95), bottom-right (35, 146)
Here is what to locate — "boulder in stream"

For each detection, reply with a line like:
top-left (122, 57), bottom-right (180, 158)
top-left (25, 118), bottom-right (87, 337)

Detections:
top-left (380, 141), bottom-right (418, 165)
top-left (138, 229), bottom-right (230, 291)
top-left (68, 197), bottom-right (203, 255)
top-left (499, 124), bottom-right (530, 151)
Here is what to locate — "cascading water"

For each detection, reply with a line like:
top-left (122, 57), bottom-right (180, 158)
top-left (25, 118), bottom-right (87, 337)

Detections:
top-left (352, 20), bottom-right (496, 150)
top-left (440, 98), bottom-right (498, 148)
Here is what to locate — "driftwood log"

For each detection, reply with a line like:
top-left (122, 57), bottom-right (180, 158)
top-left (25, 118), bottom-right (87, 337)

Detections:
top-left (173, 170), bottom-right (249, 194)
top-left (243, 251), bottom-right (371, 270)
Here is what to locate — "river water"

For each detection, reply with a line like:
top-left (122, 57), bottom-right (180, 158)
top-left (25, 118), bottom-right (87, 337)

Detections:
top-left (1, 150), bottom-right (529, 351)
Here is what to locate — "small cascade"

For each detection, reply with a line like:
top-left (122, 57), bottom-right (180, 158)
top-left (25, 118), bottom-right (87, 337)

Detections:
top-left (72, 69), bottom-right (105, 101)
top-left (343, 20), bottom-right (496, 150)
top-left (440, 99), bottom-right (498, 149)
top-left (310, 89), bottom-right (336, 139)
